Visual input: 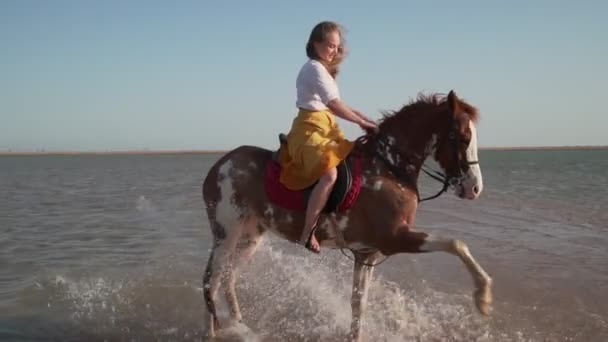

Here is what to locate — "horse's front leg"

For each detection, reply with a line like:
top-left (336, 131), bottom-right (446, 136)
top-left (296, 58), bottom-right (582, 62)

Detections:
top-left (350, 251), bottom-right (381, 342)
top-left (382, 229), bottom-right (493, 315)
top-left (419, 234), bottom-right (493, 315)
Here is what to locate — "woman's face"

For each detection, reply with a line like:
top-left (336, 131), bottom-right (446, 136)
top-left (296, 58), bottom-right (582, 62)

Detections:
top-left (314, 30), bottom-right (340, 63)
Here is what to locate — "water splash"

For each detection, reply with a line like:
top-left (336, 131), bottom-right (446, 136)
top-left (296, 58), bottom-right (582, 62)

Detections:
top-left (135, 195), bottom-right (156, 214)
top-left (52, 275), bottom-right (125, 321)
top-left (210, 237), bottom-right (503, 341)
top-left (17, 236), bottom-right (534, 342)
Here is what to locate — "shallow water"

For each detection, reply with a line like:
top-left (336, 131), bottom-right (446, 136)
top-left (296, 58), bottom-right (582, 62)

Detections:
top-left (1, 150), bottom-right (607, 341)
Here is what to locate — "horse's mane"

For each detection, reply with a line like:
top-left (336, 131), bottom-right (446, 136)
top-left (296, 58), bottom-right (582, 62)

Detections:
top-left (379, 92), bottom-right (479, 125)
top-left (354, 92), bottom-right (480, 151)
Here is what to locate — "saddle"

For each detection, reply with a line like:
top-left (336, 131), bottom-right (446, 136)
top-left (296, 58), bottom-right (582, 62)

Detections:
top-left (265, 134), bottom-right (362, 213)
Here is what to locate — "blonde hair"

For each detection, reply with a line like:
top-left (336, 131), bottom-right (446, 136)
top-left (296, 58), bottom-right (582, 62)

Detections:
top-left (305, 21), bottom-right (347, 78)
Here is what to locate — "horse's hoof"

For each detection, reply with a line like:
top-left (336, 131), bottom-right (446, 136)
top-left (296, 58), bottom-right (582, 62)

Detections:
top-left (474, 287), bottom-right (492, 316)
top-left (476, 298), bottom-right (492, 316)
top-left (204, 329), bottom-right (216, 340)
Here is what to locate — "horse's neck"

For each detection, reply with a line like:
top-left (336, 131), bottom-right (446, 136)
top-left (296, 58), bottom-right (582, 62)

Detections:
top-left (366, 116), bottom-right (439, 185)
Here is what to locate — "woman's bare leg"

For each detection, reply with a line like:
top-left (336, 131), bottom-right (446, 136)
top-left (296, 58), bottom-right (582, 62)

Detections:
top-left (299, 167), bottom-right (338, 253)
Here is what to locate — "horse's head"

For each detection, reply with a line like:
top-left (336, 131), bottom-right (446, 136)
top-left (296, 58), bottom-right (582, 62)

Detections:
top-left (433, 90), bottom-right (483, 200)
top-left (360, 90), bottom-right (483, 201)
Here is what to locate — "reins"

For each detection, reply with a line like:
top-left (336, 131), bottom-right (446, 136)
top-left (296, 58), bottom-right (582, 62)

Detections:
top-left (373, 135), bottom-right (452, 203)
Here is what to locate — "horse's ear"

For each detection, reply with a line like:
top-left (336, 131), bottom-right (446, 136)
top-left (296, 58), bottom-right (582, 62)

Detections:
top-left (447, 90), bottom-right (460, 113)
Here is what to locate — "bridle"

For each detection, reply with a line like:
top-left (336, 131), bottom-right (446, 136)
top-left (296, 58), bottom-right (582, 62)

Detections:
top-left (371, 120), bottom-right (479, 203)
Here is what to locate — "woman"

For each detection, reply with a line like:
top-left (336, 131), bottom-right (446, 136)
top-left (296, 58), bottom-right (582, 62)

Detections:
top-left (279, 21), bottom-right (378, 253)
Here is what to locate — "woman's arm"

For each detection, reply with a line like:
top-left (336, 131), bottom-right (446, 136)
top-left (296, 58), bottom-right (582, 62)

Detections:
top-left (327, 99), bottom-right (365, 125)
top-left (350, 107), bottom-right (375, 124)
top-left (328, 99), bottom-right (378, 131)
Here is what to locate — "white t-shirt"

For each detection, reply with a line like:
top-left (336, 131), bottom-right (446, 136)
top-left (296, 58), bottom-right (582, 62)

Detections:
top-left (295, 59), bottom-right (340, 111)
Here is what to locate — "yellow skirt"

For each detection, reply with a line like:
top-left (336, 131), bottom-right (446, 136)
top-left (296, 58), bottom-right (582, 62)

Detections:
top-left (278, 109), bottom-right (354, 190)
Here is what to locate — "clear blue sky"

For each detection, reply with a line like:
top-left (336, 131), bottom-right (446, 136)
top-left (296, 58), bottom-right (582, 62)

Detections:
top-left (1, 1), bottom-right (607, 151)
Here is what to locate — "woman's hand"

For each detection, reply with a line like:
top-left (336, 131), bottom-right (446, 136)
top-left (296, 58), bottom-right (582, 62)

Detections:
top-left (353, 109), bottom-right (377, 127)
top-left (328, 100), bottom-right (379, 133)
top-left (358, 118), bottom-right (379, 134)
top-left (353, 110), bottom-right (377, 130)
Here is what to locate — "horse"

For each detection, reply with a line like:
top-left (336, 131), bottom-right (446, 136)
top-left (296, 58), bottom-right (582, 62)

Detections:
top-left (201, 90), bottom-right (492, 341)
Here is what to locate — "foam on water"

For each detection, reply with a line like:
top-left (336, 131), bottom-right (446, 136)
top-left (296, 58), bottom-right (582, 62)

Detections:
top-left (13, 235), bottom-right (536, 342)
top-left (203, 237), bottom-right (527, 342)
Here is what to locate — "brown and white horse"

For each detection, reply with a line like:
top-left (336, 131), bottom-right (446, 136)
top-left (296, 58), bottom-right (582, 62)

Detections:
top-left (202, 90), bottom-right (492, 341)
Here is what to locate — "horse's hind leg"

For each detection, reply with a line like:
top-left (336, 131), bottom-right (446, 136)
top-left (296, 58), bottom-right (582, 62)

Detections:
top-left (222, 217), bottom-right (265, 323)
top-left (202, 218), bottom-right (241, 337)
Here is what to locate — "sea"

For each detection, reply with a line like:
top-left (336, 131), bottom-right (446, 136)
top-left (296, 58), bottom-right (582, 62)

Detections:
top-left (1, 149), bottom-right (607, 341)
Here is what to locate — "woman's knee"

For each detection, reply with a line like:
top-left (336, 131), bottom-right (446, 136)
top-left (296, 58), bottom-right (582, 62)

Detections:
top-left (320, 167), bottom-right (338, 185)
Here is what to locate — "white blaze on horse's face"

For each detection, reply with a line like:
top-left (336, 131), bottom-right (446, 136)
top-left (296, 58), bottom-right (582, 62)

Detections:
top-left (459, 121), bottom-right (483, 199)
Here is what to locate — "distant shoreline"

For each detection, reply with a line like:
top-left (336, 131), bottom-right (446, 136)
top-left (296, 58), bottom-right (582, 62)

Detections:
top-left (479, 145), bottom-right (608, 151)
top-left (1, 145), bottom-right (607, 156)
top-left (0, 150), bottom-right (228, 156)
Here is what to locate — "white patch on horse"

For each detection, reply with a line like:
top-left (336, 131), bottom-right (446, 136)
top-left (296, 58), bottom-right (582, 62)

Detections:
top-left (318, 216), bottom-right (333, 230)
top-left (216, 161), bottom-right (242, 228)
top-left (386, 152), bottom-right (396, 165)
top-left (263, 204), bottom-right (274, 218)
top-left (361, 176), bottom-right (371, 188)
top-left (259, 207), bottom-right (284, 238)
top-left (262, 204), bottom-right (276, 228)
top-left (460, 121), bottom-right (483, 199)
top-left (419, 234), bottom-right (450, 252)
top-left (466, 122), bottom-right (483, 187)
top-left (285, 214), bottom-right (293, 223)
top-left (233, 168), bottom-right (248, 178)
top-left (336, 215), bottom-right (349, 231)
top-left (364, 161), bottom-right (382, 176)
top-left (324, 222), bottom-right (337, 239)
top-left (379, 138), bottom-right (396, 165)
top-left (248, 161), bottom-right (257, 170)
top-left (362, 175), bottom-right (381, 190)
top-left (373, 180), bottom-right (382, 191)
top-left (316, 214), bottom-right (348, 248)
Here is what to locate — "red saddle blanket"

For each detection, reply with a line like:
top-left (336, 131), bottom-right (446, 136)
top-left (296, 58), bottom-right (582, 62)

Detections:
top-left (264, 155), bottom-right (363, 213)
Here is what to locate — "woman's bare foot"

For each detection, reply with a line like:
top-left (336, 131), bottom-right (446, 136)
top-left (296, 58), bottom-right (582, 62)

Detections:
top-left (304, 230), bottom-right (321, 254)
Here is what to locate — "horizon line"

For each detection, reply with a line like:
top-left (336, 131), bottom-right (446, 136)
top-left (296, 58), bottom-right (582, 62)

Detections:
top-left (1, 144), bottom-right (607, 156)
